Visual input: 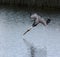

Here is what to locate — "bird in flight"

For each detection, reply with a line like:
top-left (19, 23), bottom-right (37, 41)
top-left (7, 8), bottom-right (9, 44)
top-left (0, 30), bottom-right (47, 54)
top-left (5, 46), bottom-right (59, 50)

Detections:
top-left (23, 13), bottom-right (51, 35)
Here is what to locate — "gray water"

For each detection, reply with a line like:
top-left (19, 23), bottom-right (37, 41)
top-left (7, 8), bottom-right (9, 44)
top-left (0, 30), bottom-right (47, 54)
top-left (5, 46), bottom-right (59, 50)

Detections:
top-left (0, 7), bottom-right (60, 57)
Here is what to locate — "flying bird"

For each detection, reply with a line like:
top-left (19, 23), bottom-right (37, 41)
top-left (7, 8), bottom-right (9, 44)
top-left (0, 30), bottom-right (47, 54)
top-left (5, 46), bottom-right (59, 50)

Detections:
top-left (23, 13), bottom-right (51, 35)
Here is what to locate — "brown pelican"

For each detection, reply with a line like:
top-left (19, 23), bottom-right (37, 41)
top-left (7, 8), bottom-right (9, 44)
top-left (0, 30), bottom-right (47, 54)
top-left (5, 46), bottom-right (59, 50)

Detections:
top-left (23, 13), bottom-right (51, 35)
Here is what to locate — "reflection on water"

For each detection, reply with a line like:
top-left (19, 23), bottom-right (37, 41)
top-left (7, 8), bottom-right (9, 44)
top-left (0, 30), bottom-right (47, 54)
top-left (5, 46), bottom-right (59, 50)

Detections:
top-left (0, 6), bottom-right (60, 57)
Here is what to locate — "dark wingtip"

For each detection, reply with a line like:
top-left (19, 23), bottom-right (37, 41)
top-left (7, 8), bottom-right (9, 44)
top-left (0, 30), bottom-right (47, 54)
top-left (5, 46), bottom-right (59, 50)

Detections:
top-left (46, 19), bottom-right (51, 25)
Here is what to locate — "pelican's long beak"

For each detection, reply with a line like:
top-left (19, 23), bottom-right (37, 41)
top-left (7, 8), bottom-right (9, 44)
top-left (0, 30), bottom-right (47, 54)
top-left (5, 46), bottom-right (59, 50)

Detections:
top-left (23, 27), bottom-right (32, 35)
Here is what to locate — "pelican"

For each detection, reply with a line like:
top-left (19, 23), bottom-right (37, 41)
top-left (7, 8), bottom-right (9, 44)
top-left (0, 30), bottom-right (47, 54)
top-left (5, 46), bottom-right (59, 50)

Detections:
top-left (23, 13), bottom-right (51, 35)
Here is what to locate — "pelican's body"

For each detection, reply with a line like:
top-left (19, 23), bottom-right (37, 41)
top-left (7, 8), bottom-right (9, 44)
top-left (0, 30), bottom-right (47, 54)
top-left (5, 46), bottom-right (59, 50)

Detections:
top-left (23, 13), bottom-right (51, 35)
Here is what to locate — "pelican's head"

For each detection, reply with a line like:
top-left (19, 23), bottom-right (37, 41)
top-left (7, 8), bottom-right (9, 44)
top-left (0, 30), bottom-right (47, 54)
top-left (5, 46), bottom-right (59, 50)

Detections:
top-left (30, 13), bottom-right (38, 20)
